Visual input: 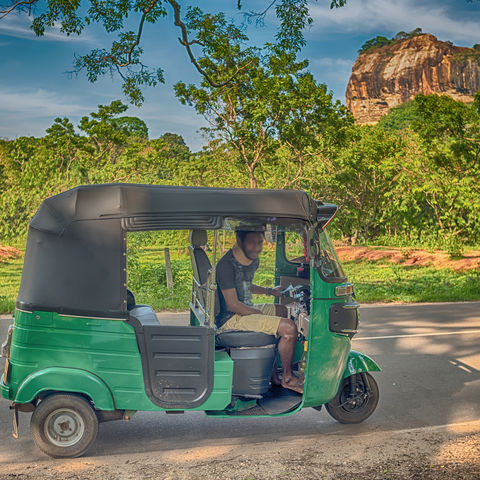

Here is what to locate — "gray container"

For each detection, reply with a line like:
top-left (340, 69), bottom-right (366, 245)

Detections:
top-left (230, 344), bottom-right (276, 396)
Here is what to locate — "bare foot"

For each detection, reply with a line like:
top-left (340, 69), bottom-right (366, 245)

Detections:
top-left (271, 369), bottom-right (282, 386)
top-left (281, 376), bottom-right (303, 394)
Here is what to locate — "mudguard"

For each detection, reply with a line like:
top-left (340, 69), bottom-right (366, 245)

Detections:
top-left (13, 367), bottom-right (115, 410)
top-left (343, 350), bottom-right (381, 378)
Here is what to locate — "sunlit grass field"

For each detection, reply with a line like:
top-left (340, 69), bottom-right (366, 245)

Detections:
top-left (0, 255), bottom-right (23, 314)
top-left (0, 241), bottom-right (479, 314)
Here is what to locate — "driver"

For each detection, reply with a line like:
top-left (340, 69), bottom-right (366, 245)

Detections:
top-left (215, 225), bottom-right (303, 394)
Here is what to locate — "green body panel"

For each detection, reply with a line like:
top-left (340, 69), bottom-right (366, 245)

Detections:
top-left (343, 350), bottom-right (381, 379)
top-left (14, 367), bottom-right (115, 410)
top-left (302, 277), bottom-right (352, 407)
top-left (4, 309), bottom-right (232, 411)
top-left (274, 232), bottom-right (359, 408)
top-left (1, 375), bottom-right (9, 399)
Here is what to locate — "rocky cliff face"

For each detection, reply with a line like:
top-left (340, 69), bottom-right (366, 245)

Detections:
top-left (346, 34), bottom-right (480, 124)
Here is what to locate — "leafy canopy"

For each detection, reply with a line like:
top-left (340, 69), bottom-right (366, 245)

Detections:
top-left (358, 28), bottom-right (423, 54)
top-left (0, 0), bottom-right (346, 105)
top-left (174, 8), bottom-right (352, 188)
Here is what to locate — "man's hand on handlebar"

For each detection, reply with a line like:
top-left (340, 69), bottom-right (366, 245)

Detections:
top-left (271, 286), bottom-right (283, 297)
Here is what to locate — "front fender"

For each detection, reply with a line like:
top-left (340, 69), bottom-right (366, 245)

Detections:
top-left (14, 367), bottom-right (115, 410)
top-left (343, 350), bottom-right (381, 379)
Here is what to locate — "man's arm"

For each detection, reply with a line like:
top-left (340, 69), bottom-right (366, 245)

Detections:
top-left (221, 288), bottom-right (263, 315)
top-left (250, 284), bottom-right (282, 297)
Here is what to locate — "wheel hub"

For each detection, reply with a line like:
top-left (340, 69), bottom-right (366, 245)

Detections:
top-left (340, 386), bottom-right (367, 411)
top-left (44, 409), bottom-right (85, 447)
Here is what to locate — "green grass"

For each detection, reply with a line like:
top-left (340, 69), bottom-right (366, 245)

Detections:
top-left (0, 245), bottom-right (479, 314)
top-left (0, 255), bottom-right (23, 314)
top-left (342, 260), bottom-right (480, 303)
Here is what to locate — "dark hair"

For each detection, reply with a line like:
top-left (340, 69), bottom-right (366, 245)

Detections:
top-left (236, 230), bottom-right (265, 243)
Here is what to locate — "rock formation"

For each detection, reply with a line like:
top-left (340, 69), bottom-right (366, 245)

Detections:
top-left (346, 34), bottom-right (480, 124)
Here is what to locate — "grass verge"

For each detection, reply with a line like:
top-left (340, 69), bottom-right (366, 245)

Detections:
top-left (0, 247), bottom-right (479, 314)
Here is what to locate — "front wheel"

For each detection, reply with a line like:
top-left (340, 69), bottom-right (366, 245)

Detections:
top-left (30, 393), bottom-right (99, 458)
top-left (325, 373), bottom-right (379, 424)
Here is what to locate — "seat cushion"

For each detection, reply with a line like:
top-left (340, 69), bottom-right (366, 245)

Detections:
top-left (216, 330), bottom-right (276, 348)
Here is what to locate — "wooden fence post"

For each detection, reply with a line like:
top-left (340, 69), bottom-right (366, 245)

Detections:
top-left (164, 248), bottom-right (174, 290)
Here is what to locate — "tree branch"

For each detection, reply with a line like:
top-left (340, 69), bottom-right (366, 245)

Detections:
top-left (111, 0), bottom-right (159, 68)
top-left (167, 0), bottom-right (251, 88)
top-left (0, 0), bottom-right (36, 19)
top-left (243, 0), bottom-right (276, 24)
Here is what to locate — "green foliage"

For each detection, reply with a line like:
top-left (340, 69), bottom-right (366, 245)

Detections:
top-left (1, 92), bottom-right (479, 249)
top-left (328, 125), bottom-right (404, 242)
top-left (406, 94), bottom-right (480, 242)
top-left (377, 101), bottom-right (417, 131)
top-left (453, 44), bottom-right (480, 62)
top-left (112, 116), bottom-right (149, 139)
top-left (0, 0), bottom-right (348, 105)
top-left (0, 100), bottom-right (191, 239)
top-left (174, 11), bottom-right (351, 188)
top-left (359, 28), bottom-right (423, 54)
top-left (358, 36), bottom-right (394, 54)
top-left (128, 257), bottom-right (193, 311)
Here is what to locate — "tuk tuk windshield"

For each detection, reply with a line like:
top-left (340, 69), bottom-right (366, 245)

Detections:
top-left (315, 229), bottom-right (346, 281)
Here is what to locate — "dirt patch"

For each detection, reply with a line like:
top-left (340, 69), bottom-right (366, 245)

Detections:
top-left (336, 246), bottom-right (480, 271)
top-left (0, 246), bottom-right (22, 262)
top-left (1, 422), bottom-right (479, 480)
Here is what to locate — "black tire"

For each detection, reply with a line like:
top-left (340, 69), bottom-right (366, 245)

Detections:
top-left (30, 393), bottom-right (99, 458)
top-left (325, 373), bottom-right (379, 424)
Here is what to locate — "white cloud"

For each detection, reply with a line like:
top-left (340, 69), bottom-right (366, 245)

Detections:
top-left (311, 57), bottom-right (352, 68)
top-left (0, 13), bottom-right (94, 43)
top-left (0, 87), bottom-right (93, 118)
top-left (0, 86), bottom-right (207, 148)
top-left (309, 0), bottom-right (480, 45)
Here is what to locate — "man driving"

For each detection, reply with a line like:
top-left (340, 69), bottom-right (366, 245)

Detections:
top-left (215, 225), bottom-right (303, 394)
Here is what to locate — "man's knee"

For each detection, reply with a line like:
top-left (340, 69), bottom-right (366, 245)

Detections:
top-left (277, 318), bottom-right (297, 339)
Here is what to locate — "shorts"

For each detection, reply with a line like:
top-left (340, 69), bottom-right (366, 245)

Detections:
top-left (219, 304), bottom-right (282, 336)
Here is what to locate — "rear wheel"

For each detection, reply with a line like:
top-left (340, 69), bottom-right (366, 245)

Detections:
top-left (325, 373), bottom-right (379, 424)
top-left (30, 393), bottom-right (98, 458)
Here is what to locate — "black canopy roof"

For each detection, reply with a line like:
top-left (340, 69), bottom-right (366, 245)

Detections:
top-left (29, 183), bottom-right (319, 234)
top-left (17, 184), bottom-right (331, 318)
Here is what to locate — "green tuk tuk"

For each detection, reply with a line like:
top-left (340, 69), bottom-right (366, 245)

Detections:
top-left (1, 184), bottom-right (380, 458)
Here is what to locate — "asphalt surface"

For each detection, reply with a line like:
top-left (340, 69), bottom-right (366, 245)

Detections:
top-left (0, 302), bottom-right (479, 463)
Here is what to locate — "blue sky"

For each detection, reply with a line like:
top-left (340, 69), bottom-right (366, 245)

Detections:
top-left (0, 0), bottom-right (479, 151)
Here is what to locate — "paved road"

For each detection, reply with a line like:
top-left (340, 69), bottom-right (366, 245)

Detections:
top-left (0, 302), bottom-right (479, 463)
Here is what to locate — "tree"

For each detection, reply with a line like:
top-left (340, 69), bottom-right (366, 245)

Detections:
top-left (112, 116), bottom-right (149, 139)
top-left (377, 100), bottom-right (417, 131)
top-left (0, 0), bottom-right (345, 105)
top-left (174, 9), bottom-right (350, 188)
top-left (330, 125), bottom-right (404, 242)
top-left (78, 100), bottom-right (132, 163)
top-left (272, 70), bottom-right (353, 190)
top-left (406, 94), bottom-right (480, 242)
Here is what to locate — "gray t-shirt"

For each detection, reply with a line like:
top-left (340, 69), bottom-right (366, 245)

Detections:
top-left (215, 249), bottom-right (259, 328)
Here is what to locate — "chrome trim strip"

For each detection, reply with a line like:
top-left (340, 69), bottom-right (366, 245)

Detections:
top-left (15, 308), bottom-right (33, 314)
top-left (57, 314), bottom-right (126, 321)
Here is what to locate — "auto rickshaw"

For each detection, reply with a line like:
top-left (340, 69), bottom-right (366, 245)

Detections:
top-left (1, 184), bottom-right (380, 458)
